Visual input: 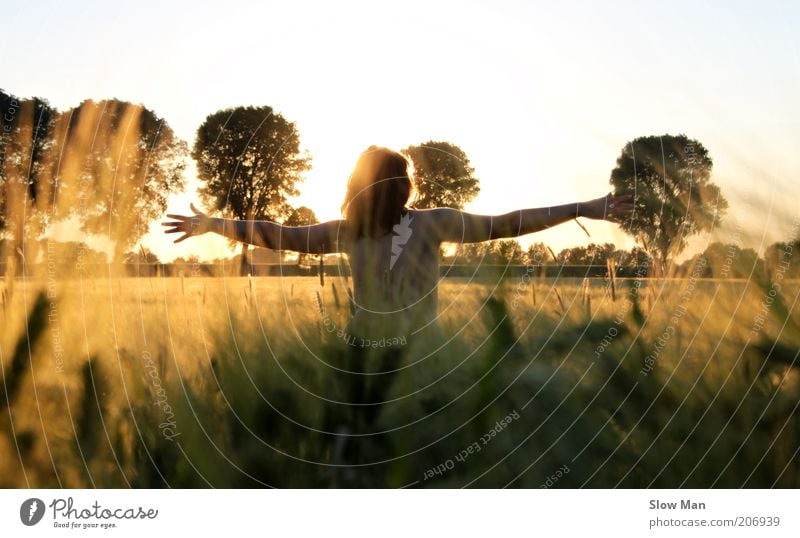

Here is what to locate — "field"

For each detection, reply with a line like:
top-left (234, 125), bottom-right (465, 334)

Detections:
top-left (1, 271), bottom-right (798, 488)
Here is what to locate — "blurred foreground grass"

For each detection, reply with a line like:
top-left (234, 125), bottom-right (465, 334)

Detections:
top-left (1, 273), bottom-right (798, 488)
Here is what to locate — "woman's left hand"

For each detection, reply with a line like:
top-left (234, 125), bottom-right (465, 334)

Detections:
top-left (580, 193), bottom-right (634, 221)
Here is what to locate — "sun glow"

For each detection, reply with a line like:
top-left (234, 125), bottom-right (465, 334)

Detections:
top-left (2, 0), bottom-right (798, 264)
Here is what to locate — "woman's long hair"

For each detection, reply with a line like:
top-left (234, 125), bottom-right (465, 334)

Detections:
top-left (341, 146), bottom-right (416, 238)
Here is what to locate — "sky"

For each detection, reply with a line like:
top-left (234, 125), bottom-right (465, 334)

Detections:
top-left (2, 0), bottom-right (799, 262)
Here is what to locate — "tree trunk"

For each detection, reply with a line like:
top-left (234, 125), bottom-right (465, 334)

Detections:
top-left (240, 207), bottom-right (255, 276)
top-left (240, 242), bottom-right (250, 276)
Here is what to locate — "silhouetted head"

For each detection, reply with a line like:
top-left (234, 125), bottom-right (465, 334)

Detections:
top-left (341, 146), bottom-right (416, 238)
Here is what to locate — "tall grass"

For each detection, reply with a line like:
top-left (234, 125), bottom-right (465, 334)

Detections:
top-left (1, 271), bottom-right (798, 488)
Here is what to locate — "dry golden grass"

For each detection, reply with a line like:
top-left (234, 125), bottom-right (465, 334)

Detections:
top-left (1, 273), bottom-right (798, 488)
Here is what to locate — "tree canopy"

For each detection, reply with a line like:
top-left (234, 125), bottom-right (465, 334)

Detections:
top-left (193, 106), bottom-right (311, 274)
top-left (0, 90), bottom-right (58, 265)
top-left (60, 99), bottom-right (187, 260)
top-left (609, 134), bottom-right (727, 275)
top-left (284, 205), bottom-right (318, 226)
top-left (402, 141), bottom-right (479, 209)
top-left (556, 243), bottom-right (619, 265)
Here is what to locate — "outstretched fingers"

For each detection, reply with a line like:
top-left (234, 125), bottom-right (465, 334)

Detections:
top-left (606, 195), bottom-right (634, 221)
top-left (172, 233), bottom-right (192, 243)
top-left (161, 213), bottom-right (193, 243)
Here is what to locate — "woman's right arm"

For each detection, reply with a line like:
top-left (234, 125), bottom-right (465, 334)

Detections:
top-left (431, 193), bottom-right (633, 243)
top-left (208, 218), bottom-right (347, 253)
top-left (162, 204), bottom-right (348, 254)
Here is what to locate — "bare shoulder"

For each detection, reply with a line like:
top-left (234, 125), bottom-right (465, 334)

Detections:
top-left (407, 207), bottom-right (462, 225)
top-left (406, 207), bottom-right (465, 242)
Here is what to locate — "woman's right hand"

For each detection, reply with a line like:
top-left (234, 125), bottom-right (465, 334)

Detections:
top-left (161, 203), bottom-right (214, 243)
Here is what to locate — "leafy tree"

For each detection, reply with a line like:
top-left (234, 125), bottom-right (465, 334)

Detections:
top-left (284, 205), bottom-right (318, 267)
top-left (492, 240), bottom-right (526, 264)
top-left (193, 106), bottom-right (311, 275)
top-left (617, 246), bottom-right (652, 272)
top-left (557, 242), bottom-right (618, 265)
top-left (284, 205), bottom-right (318, 227)
top-left (0, 89), bottom-right (58, 270)
top-left (442, 243), bottom-right (481, 264)
top-left (763, 239), bottom-right (800, 278)
top-left (402, 141), bottom-right (479, 209)
top-left (123, 246), bottom-right (160, 264)
top-left (51, 99), bottom-right (187, 263)
top-left (694, 242), bottom-right (764, 279)
top-left (609, 134), bottom-right (727, 275)
top-left (171, 255), bottom-right (200, 264)
top-left (525, 242), bottom-right (550, 266)
top-left (445, 239), bottom-right (526, 265)
top-left (34, 240), bottom-right (108, 277)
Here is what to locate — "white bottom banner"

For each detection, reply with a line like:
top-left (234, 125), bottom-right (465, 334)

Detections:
top-left (1, 489), bottom-right (797, 537)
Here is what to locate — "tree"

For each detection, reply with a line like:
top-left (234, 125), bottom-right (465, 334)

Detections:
top-left (402, 141), bottom-right (479, 209)
top-left (525, 242), bottom-right (551, 266)
top-left (193, 106), bottom-right (311, 275)
top-left (123, 246), bottom-right (160, 264)
top-left (284, 205), bottom-right (318, 227)
top-left (764, 239), bottom-right (800, 278)
top-left (492, 240), bottom-right (526, 264)
top-left (1, 89), bottom-right (58, 271)
top-left (445, 239), bottom-right (525, 265)
top-left (557, 242), bottom-right (618, 265)
top-left (284, 206), bottom-right (318, 267)
top-left (617, 246), bottom-right (652, 272)
top-left (51, 99), bottom-right (187, 263)
top-left (695, 242), bottom-right (764, 279)
top-left (442, 242), bottom-right (482, 264)
top-left (35, 240), bottom-right (108, 277)
top-left (609, 134), bottom-right (727, 275)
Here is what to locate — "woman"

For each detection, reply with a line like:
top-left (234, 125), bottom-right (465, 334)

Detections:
top-left (163, 145), bottom-right (632, 346)
top-left (163, 146), bottom-right (632, 426)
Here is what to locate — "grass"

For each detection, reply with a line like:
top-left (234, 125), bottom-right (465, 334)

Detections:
top-left (1, 272), bottom-right (798, 488)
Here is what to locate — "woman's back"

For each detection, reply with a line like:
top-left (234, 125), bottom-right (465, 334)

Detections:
top-left (163, 140), bottom-right (633, 346)
top-left (343, 208), bottom-right (443, 343)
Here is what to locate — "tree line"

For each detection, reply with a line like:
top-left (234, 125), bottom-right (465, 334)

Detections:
top-left (2, 87), bottom-right (794, 278)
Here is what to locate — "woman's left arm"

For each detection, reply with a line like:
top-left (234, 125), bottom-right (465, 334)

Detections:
top-left (432, 193), bottom-right (634, 243)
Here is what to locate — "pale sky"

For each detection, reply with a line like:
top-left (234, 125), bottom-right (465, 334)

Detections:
top-left (2, 0), bottom-right (798, 262)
